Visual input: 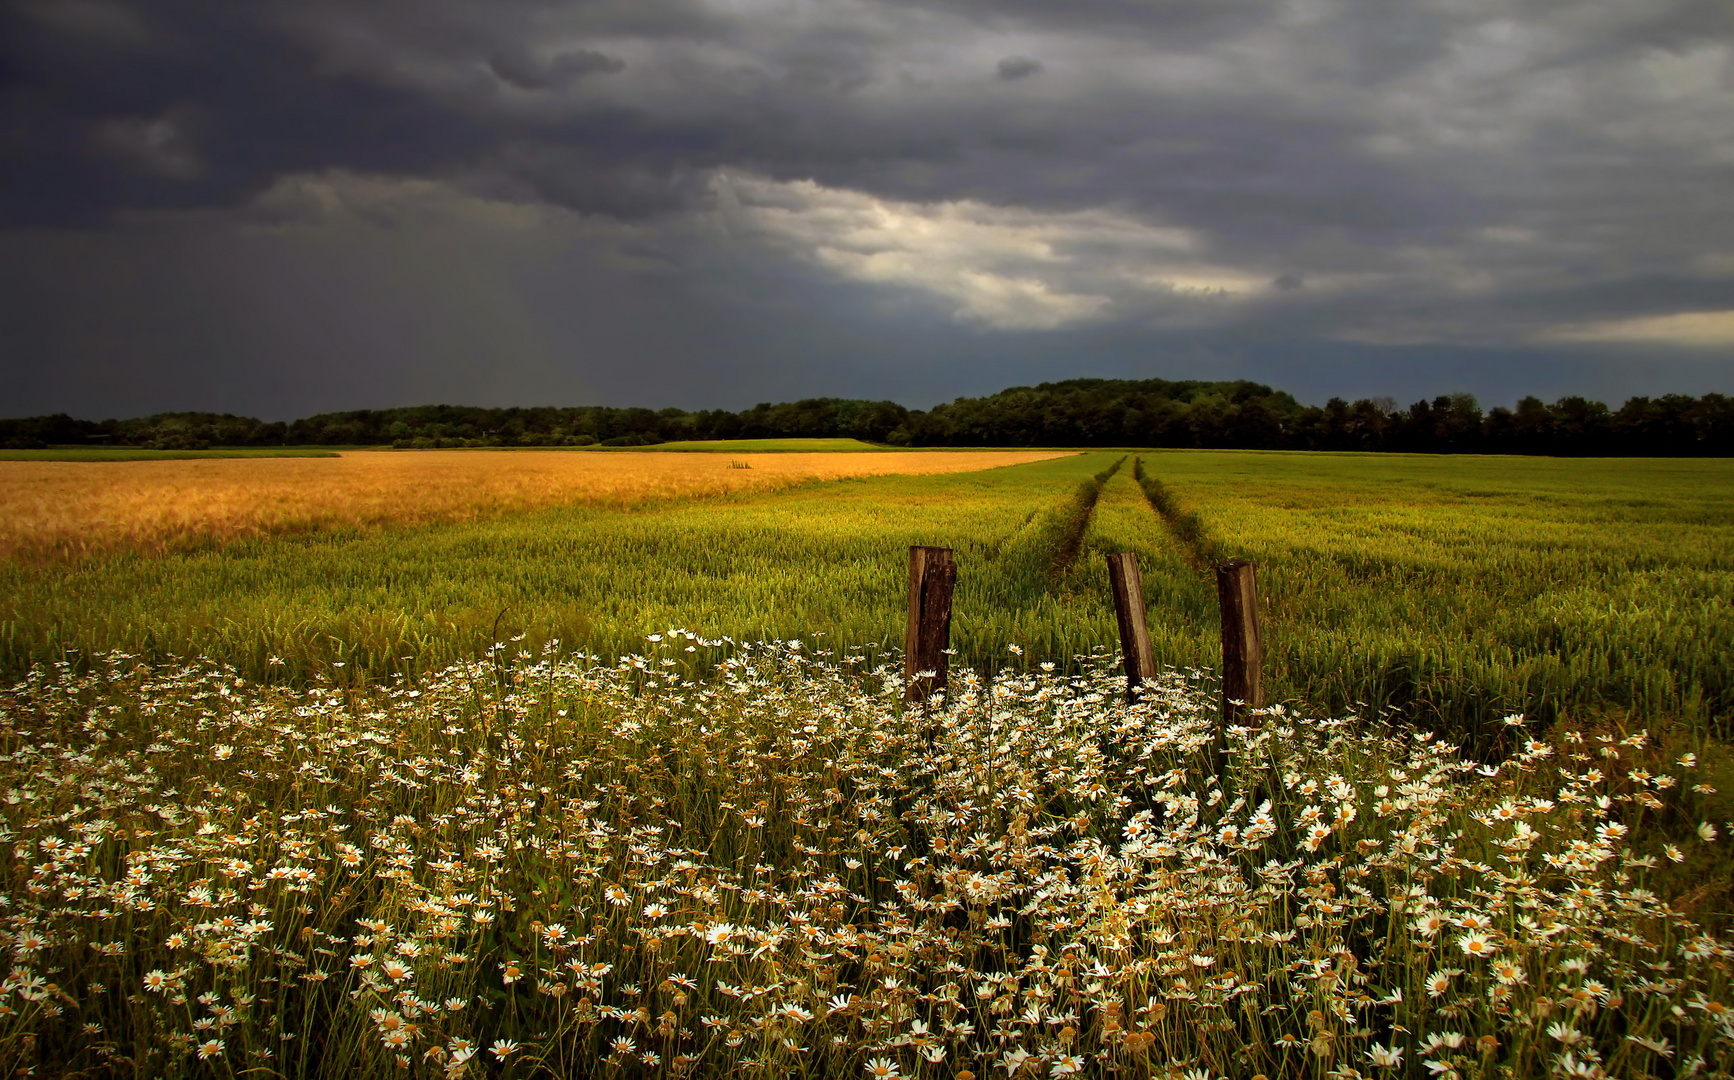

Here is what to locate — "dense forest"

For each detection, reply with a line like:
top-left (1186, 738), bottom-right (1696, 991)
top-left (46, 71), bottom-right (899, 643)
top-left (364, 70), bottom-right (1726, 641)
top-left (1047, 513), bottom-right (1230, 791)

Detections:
top-left (4, 379), bottom-right (1732, 456)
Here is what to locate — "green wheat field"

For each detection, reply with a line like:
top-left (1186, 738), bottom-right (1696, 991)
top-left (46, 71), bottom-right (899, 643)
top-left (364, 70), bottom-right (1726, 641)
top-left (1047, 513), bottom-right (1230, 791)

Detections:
top-left (2, 447), bottom-right (1732, 1079)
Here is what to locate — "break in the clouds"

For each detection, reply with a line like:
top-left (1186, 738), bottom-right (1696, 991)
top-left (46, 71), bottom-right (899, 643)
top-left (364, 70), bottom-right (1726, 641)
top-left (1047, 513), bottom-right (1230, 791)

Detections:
top-left (714, 172), bottom-right (1265, 331)
top-left (1, 0), bottom-right (1731, 418)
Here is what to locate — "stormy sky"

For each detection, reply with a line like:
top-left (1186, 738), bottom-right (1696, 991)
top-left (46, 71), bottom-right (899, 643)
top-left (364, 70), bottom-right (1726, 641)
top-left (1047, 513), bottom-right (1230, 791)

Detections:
top-left (2, 0), bottom-right (1732, 420)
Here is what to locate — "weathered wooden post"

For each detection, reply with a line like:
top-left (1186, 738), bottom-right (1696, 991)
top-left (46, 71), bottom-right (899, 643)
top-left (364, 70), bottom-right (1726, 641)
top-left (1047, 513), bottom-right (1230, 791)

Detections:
top-left (1105, 552), bottom-right (1157, 702)
top-left (905, 546), bottom-right (956, 703)
top-left (1215, 559), bottom-right (1263, 721)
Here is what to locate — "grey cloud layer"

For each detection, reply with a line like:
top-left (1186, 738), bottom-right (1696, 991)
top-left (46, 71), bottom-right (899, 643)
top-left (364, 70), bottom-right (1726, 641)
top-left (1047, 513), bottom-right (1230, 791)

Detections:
top-left (1, 0), bottom-right (1731, 416)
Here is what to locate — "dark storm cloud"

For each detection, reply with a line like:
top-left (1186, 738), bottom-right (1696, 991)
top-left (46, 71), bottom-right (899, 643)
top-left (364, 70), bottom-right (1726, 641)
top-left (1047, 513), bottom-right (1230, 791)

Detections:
top-left (0, 0), bottom-right (1731, 419)
top-left (0, 0), bottom-right (1462, 229)
top-left (487, 48), bottom-right (626, 92)
top-left (889, 0), bottom-right (1280, 46)
top-left (0, 0), bottom-right (500, 225)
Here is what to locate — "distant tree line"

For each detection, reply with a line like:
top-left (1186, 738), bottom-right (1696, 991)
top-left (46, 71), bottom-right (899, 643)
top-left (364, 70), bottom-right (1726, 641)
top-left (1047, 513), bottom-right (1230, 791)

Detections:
top-left (893, 380), bottom-right (1734, 456)
top-left (3, 379), bottom-right (1731, 455)
top-left (0, 400), bottom-right (912, 450)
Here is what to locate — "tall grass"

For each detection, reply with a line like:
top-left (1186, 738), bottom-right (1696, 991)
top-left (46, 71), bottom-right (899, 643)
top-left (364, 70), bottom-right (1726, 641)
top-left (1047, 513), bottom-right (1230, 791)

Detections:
top-left (7, 449), bottom-right (1734, 1075)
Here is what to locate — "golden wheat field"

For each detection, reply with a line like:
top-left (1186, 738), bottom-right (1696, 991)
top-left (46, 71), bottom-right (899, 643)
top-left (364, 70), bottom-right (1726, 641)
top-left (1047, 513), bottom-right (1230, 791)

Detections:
top-left (0, 448), bottom-right (1069, 560)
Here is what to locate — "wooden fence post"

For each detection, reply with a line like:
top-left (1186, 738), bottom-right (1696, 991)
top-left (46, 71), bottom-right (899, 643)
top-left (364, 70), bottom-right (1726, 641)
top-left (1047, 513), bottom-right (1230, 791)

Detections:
top-left (1106, 552), bottom-right (1157, 702)
top-left (905, 546), bottom-right (957, 703)
top-left (1215, 559), bottom-right (1263, 722)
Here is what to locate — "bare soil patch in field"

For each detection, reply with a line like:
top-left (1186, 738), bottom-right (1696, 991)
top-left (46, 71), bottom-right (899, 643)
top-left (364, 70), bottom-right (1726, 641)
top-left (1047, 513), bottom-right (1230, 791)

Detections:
top-left (0, 448), bottom-right (1070, 560)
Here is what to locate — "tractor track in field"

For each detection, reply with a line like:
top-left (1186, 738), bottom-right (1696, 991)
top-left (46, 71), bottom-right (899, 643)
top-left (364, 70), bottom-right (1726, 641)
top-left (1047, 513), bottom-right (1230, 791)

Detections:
top-left (1132, 456), bottom-right (1223, 570)
top-left (1045, 455), bottom-right (1125, 582)
top-left (980, 455), bottom-right (1124, 591)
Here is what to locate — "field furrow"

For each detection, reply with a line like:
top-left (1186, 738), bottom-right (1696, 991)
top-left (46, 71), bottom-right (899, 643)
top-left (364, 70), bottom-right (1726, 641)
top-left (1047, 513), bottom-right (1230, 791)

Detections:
top-left (988, 455), bottom-right (1123, 588)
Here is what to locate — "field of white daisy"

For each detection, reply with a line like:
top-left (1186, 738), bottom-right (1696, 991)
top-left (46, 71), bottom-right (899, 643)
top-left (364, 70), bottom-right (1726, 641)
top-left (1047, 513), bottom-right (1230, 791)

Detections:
top-left (1, 638), bottom-right (1729, 1078)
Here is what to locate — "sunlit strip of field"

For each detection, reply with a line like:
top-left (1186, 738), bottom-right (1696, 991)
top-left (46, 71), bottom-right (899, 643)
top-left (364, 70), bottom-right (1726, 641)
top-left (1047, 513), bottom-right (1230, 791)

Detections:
top-left (0, 454), bottom-right (1116, 683)
top-left (0, 448), bottom-right (1070, 561)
